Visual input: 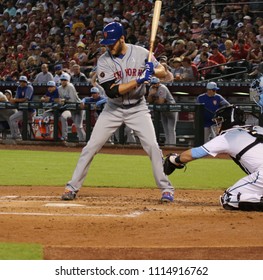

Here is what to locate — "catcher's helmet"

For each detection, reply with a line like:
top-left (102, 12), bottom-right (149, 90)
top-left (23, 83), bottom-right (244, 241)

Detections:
top-left (213, 105), bottom-right (246, 132)
top-left (100, 22), bottom-right (124, 45)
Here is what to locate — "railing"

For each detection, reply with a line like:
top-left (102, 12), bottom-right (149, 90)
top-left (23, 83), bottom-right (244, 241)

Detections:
top-left (0, 80), bottom-right (253, 102)
top-left (1, 101), bottom-right (262, 146)
top-left (196, 59), bottom-right (249, 82)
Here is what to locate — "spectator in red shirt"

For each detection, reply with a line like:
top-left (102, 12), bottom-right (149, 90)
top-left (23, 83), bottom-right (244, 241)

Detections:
top-left (210, 43), bottom-right (227, 64)
top-left (232, 38), bottom-right (249, 61)
top-left (197, 52), bottom-right (219, 80)
top-left (209, 43), bottom-right (226, 72)
top-left (246, 40), bottom-right (262, 65)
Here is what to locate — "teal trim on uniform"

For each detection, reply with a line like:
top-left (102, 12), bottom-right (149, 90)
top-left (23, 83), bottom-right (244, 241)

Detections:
top-left (191, 147), bottom-right (209, 159)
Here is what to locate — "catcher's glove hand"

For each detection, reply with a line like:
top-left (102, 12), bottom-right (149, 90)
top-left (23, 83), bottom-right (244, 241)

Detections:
top-left (163, 153), bottom-right (185, 175)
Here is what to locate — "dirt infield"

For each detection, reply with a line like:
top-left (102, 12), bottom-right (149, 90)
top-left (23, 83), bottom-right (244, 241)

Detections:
top-left (0, 143), bottom-right (263, 260)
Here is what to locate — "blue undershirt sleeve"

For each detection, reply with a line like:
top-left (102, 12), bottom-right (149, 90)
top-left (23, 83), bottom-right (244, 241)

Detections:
top-left (191, 146), bottom-right (209, 159)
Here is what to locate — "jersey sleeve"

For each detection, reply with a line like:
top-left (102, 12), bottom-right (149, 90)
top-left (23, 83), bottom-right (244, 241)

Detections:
top-left (201, 134), bottom-right (230, 157)
top-left (25, 86), bottom-right (34, 100)
top-left (97, 54), bottom-right (116, 84)
top-left (68, 84), bottom-right (81, 103)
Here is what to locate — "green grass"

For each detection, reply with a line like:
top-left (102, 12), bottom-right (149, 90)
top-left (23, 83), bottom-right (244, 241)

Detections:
top-left (0, 149), bottom-right (245, 260)
top-left (0, 149), bottom-right (244, 189)
top-left (0, 243), bottom-right (43, 260)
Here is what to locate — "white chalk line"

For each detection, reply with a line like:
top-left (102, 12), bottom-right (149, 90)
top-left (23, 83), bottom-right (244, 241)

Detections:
top-left (0, 211), bottom-right (143, 218)
top-left (0, 196), bottom-right (146, 217)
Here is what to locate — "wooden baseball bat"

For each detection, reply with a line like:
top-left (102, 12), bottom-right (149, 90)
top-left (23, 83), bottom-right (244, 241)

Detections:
top-left (148, 0), bottom-right (162, 61)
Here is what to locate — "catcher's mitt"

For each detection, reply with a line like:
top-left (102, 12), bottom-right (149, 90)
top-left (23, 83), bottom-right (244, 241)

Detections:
top-left (163, 153), bottom-right (185, 175)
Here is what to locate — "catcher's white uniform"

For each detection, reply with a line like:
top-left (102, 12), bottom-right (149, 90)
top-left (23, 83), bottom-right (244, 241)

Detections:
top-left (202, 126), bottom-right (263, 209)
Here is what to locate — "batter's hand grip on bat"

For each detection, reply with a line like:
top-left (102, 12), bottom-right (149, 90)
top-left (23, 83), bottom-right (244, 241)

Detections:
top-left (136, 69), bottom-right (152, 85)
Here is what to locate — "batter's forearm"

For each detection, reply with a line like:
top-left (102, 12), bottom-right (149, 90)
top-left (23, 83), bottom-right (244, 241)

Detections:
top-left (153, 64), bottom-right (166, 78)
top-left (117, 80), bottom-right (139, 95)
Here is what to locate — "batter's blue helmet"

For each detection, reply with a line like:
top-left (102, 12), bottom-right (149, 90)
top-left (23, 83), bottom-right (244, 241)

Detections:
top-left (100, 22), bottom-right (124, 45)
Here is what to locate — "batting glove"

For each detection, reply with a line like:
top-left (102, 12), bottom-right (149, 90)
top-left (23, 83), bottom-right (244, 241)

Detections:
top-left (145, 62), bottom-right (155, 75)
top-left (136, 69), bottom-right (152, 85)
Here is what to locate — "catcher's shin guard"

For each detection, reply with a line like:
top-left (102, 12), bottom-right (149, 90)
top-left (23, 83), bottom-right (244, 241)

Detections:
top-left (238, 198), bottom-right (263, 212)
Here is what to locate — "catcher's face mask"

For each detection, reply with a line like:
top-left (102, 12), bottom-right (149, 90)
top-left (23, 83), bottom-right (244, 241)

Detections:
top-left (212, 116), bottom-right (224, 134)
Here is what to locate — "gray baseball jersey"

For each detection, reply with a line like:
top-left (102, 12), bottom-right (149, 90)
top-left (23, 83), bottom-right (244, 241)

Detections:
top-left (58, 83), bottom-right (86, 141)
top-left (150, 84), bottom-right (176, 105)
top-left (97, 44), bottom-right (158, 106)
top-left (0, 92), bottom-right (17, 122)
top-left (66, 44), bottom-right (174, 196)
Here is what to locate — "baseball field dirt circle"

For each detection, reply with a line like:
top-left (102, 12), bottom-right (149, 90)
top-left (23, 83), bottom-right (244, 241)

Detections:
top-left (0, 144), bottom-right (263, 260)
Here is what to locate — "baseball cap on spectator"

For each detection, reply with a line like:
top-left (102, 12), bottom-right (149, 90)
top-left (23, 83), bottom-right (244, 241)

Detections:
top-left (77, 42), bottom-right (85, 48)
top-left (237, 22), bottom-right (244, 28)
top-left (203, 13), bottom-right (210, 18)
top-left (176, 39), bottom-right (185, 45)
top-left (4, 89), bottom-right (12, 96)
top-left (60, 74), bottom-right (69, 81)
top-left (96, 31), bottom-right (103, 36)
top-left (121, 19), bottom-right (129, 25)
top-left (206, 82), bottom-right (220, 90)
top-left (90, 87), bottom-right (100, 93)
top-left (47, 81), bottom-right (56, 87)
top-left (221, 33), bottom-right (229, 38)
top-left (192, 20), bottom-right (199, 25)
top-left (159, 55), bottom-right (168, 62)
top-left (202, 43), bottom-right (209, 48)
top-left (54, 64), bottom-right (62, 71)
top-left (30, 45), bottom-right (38, 50)
top-left (19, 76), bottom-right (28, 83)
top-left (35, 34), bottom-right (41, 38)
top-left (173, 57), bottom-right (182, 63)
top-left (151, 77), bottom-right (160, 84)
top-left (86, 29), bottom-right (92, 35)
top-left (243, 15), bottom-right (251, 20)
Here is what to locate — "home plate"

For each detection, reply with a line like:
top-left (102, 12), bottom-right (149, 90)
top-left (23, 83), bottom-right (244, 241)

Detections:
top-left (45, 203), bottom-right (86, 207)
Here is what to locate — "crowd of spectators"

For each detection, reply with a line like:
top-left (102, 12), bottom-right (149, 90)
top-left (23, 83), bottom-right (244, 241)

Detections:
top-left (0, 0), bottom-right (262, 84)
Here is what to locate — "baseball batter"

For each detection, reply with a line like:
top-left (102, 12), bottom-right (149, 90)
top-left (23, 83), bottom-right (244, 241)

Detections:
top-left (163, 105), bottom-right (263, 211)
top-left (61, 22), bottom-right (174, 203)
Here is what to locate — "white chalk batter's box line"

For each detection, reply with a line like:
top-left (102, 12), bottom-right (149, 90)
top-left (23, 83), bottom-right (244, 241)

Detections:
top-left (0, 211), bottom-right (143, 218)
top-left (0, 195), bottom-right (147, 217)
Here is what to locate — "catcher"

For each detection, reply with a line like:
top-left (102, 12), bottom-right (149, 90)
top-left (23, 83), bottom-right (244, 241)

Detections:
top-left (163, 104), bottom-right (263, 211)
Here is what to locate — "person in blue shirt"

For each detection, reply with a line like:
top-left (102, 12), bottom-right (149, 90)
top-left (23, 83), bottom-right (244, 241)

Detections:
top-left (39, 80), bottom-right (61, 138)
top-left (41, 80), bottom-right (60, 104)
top-left (9, 75), bottom-right (35, 140)
top-left (197, 82), bottom-right (230, 143)
top-left (81, 87), bottom-right (107, 121)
